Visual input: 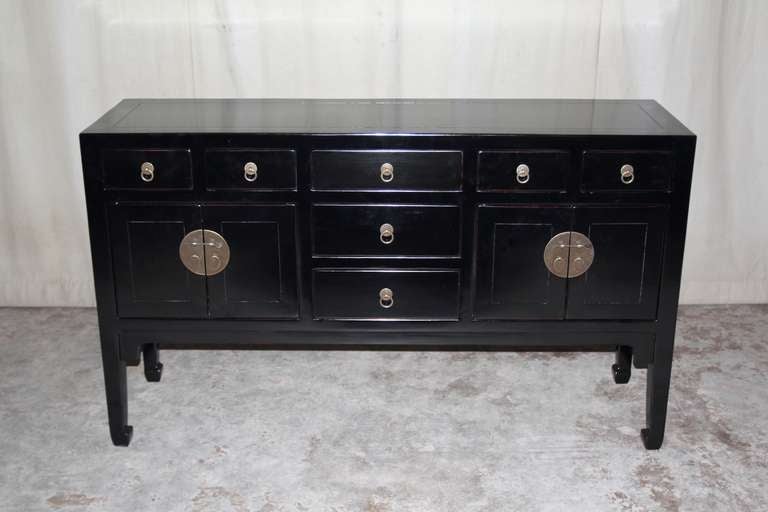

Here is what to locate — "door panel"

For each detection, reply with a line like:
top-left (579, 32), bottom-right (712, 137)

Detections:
top-left (109, 204), bottom-right (206, 318)
top-left (566, 206), bottom-right (667, 319)
top-left (204, 204), bottom-right (298, 318)
top-left (474, 205), bottom-right (571, 319)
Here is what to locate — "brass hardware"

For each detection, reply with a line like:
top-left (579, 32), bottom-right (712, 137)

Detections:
top-left (620, 164), bottom-right (635, 185)
top-left (543, 231), bottom-right (594, 278)
top-left (379, 287), bottom-right (394, 308)
top-left (380, 163), bottom-right (394, 183)
top-left (179, 229), bottom-right (206, 275)
top-left (244, 161), bottom-right (258, 182)
top-left (379, 223), bottom-right (394, 244)
top-left (179, 229), bottom-right (230, 276)
top-left (566, 232), bottom-right (594, 278)
top-left (516, 163), bottom-right (530, 184)
top-left (140, 162), bottom-right (155, 182)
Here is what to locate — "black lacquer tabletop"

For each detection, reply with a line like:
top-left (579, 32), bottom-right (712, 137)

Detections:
top-left (84, 98), bottom-right (691, 136)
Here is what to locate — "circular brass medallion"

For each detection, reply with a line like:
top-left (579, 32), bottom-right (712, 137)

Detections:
top-left (179, 229), bottom-right (230, 276)
top-left (543, 231), bottom-right (594, 278)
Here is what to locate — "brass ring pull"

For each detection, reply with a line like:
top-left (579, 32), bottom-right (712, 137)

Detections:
top-left (380, 223), bottom-right (394, 244)
top-left (140, 162), bottom-right (155, 182)
top-left (380, 163), bottom-right (394, 183)
top-left (516, 163), bottom-right (530, 184)
top-left (379, 287), bottom-right (394, 308)
top-left (244, 162), bottom-right (258, 182)
top-left (620, 164), bottom-right (634, 185)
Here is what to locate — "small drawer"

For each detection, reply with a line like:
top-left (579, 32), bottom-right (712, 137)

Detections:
top-left (313, 269), bottom-right (460, 320)
top-left (581, 150), bottom-right (674, 192)
top-left (477, 150), bottom-right (569, 192)
top-left (312, 204), bottom-right (461, 257)
top-left (102, 149), bottom-right (192, 190)
top-left (311, 150), bottom-right (462, 191)
top-left (205, 149), bottom-right (296, 190)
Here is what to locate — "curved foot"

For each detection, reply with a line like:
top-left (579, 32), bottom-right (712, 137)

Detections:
top-left (612, 363), bottom-right (631, 384)
top-left (144, 362), bottom-right (163, 382)
top-left (641, 428), bottom-right (663, 450)
top-left (613, 346), bottom-right (633, 384)
top-left (110, 425), bottom-right (133, 446)
top-left (142, 344), bottom-right (163, 382)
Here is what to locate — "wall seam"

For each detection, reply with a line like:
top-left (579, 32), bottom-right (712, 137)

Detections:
top-left (592, 0), bottom-right (605, 98)
top-left (186, 0), bottom-right (197, 98)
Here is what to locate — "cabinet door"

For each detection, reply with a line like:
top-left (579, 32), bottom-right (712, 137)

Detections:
top-left (566, 206), bottom-right (667, 319)
top-left (203, 204), bottom-right (298, 318)
top-left (474, 205), bottom-right (571, 319)
top-left (109, 204), bottom-right (206, 318)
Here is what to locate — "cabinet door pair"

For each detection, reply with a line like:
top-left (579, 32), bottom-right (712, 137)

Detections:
top-left (474, 205), bottom-right (667, 320)
top-left (109, 204), bottom-right (298, 319)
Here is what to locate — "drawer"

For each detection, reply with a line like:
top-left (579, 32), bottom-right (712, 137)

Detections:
top-left (313, 269), bottom-right (460, 320)
top-left (312, 204), bottom-right (461, 257)
top-left (205, 149), bottom-right (296, 190)
top-left (581, 150), bottom-right (674, 192)
top-left (102, 149), bottom-right (192, 190)
top-left (311, 150), bottom-right (462, 191)
top-left (477, 150), bottom-right (569, 192)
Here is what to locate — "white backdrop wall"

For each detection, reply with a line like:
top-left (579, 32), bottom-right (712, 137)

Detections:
top-left (0, 0), bottom-right (766, 306)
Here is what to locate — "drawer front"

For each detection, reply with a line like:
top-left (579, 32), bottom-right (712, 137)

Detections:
top-left (312, 204), bottom-right (461, 257)
top-left (313, 269), bottom-right (460, 320)
top-left (581, 150), bottom-right (674, 192)
top-left (477, 150), bottom-right (569, 192)
top-left (103, 149), bottom-right (192, 190)
top-left (205, 149), bottom-right (296, 190)
top-left (311, 150), bottom-right (462, 191)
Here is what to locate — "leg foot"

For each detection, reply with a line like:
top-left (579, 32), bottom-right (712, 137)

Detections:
top-left (110, 424), bottom-right (134, 446)
top-left (143, 344), bottom-right (163, 382)
top-left (101, 334), bottom-right (132, 446)
top-left (612, 345), bottom-right (632, 384)
top-left (641, 428), bottom-right (662, 450)
top-left (643, 344), bottom-right (674, 450)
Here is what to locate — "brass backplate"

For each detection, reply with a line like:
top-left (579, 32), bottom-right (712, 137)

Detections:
top-left (179, 229), bottom-right (230, 276)
top-left (543, 231), bottom-right (594, 278)
top-left (179, 230), bottom-right (206, 276)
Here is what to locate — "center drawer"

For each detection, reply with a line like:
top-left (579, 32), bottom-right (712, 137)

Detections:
top-left (311, 150), bottom-right (462, 191)
top-left (312, 204), bottom-right (461, 257)
top-left (313, 269), bottom-right (460, 320)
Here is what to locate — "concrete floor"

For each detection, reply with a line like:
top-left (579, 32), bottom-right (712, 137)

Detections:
top-left (0, 306), bottom-right (766, 511)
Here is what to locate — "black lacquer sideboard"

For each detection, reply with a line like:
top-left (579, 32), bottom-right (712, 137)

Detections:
top-left (80, 99), bottom-right (695, 448)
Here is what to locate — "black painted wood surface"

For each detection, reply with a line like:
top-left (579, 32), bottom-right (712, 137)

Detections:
top-left (566, 205), bottom-right (668, 319)
top-left (205, 149), bottom-right (297, 191)
top-left (103, 149), bottom-right (192, 190)
top-left (581, 150), bottom-right (674, 192)
top-left (473, 205), bottom-right (571, 320)
top-left (81, 98), bottom-right (696, 449)
top-left (311, 150), bottom-right (462, 191)
top-left (204, 204), bottom-right (299, 319)
top-left (477, 150), bottom-right (570, 192)
top-left (312, 268), bottom-right (460, 320)
top-left (312, 204), bottom-right (461, 257)
top-left (108, 203), bottom-right (206, 318)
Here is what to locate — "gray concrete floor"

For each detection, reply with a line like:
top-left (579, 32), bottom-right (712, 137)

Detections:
top-left (0, 305), bottom-right (767, 511)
